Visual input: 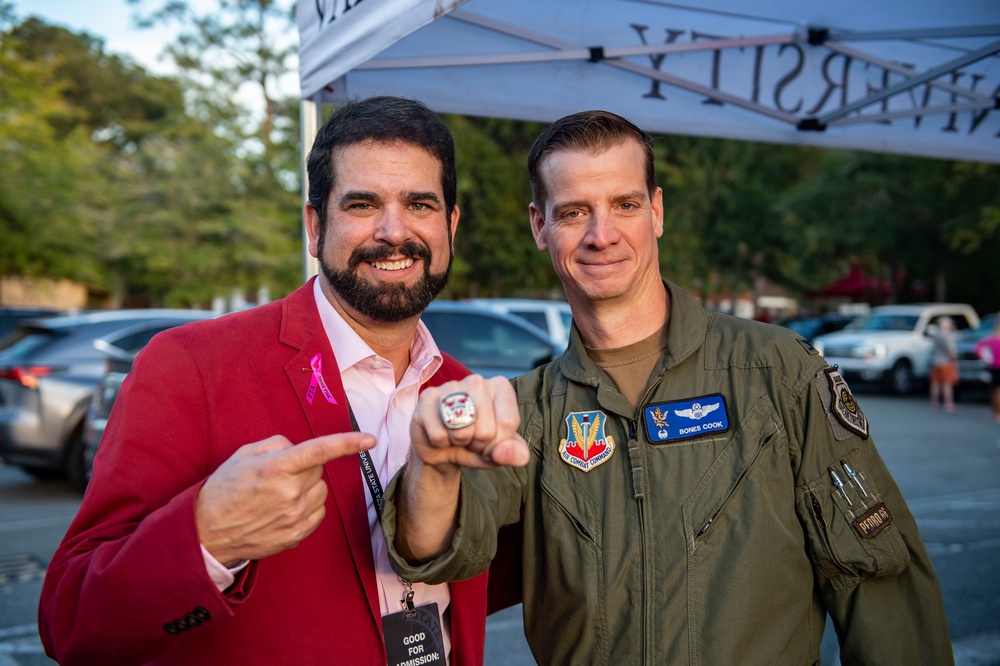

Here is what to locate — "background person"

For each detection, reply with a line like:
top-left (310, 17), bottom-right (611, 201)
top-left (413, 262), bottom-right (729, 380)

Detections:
top-left (39, 96), bottom-right (505, 665)
top-left (385, 110), bottom-right (954, 665)
top-left (929, 316), bottom-right (959, 412)
top-left (974, 317), bottom-right (1000, 423)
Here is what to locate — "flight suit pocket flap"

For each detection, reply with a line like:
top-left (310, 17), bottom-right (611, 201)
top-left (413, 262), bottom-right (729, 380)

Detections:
top-left (797, 448), bottom-right (911, 591)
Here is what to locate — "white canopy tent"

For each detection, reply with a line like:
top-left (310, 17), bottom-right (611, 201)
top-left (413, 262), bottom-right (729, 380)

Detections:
top-left (295, 0), bottom-right (1000, 272)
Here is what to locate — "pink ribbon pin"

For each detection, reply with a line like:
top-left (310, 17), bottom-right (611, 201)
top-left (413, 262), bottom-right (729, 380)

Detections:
top-left (306, 353), bottom-right (337, 405)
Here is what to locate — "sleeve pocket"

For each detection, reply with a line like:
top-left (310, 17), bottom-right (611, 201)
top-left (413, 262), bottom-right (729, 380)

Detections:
top-left (796, 448), bottom-right (911, 591)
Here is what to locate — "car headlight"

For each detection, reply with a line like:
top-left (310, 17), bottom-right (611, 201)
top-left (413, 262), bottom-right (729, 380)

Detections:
top-left (859, 343), bottom-right (887, 360)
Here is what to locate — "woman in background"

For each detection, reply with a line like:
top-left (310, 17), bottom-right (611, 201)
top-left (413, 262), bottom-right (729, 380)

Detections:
top-left (974, 317), bottom-right (1000, 423)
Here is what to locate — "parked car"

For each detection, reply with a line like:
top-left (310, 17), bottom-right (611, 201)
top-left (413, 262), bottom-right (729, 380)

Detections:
top-left (467, 298), bottom-right (573, 348)
top-left (0, 309), bottom-right (216, 491)
top-left (0, 306), bottom-right (63, 339)
top-left (422, 301), bottom-right (562, 378)
top-left (812, 303), bottom-right (979, 394)
top-left (83, 301), bottom-right (560, 484)
top-left (778, 312), bottom-right (858, 343)
top-left (956, 312), bottom-right (999, 388)
top-left (82, 313), bottom-right (220, 485)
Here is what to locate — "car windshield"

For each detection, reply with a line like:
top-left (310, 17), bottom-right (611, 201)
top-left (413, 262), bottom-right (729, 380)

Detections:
top-left (0, 327), bottom-right (63, 364)
top-left (849, 313), bottom-right (919, 332)
top-left (784, 319), bottom-right (822, 339)
top-left (959, 314), bottom-right (998, 340)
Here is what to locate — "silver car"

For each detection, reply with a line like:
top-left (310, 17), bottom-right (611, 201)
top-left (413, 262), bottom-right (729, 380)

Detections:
top-left (422, 301), bottom-right (562, 378)
top-left (467, 298), bottom-right (573, 348)
top-left (0, 309), bottom-right (215, 491)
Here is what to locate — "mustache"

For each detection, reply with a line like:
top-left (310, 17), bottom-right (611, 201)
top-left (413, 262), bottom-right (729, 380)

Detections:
top-left (347, 241), bottom-right (431, 270)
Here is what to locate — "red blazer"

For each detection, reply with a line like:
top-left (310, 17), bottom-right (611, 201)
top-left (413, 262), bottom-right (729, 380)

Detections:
top-left (39, 279), bottom-right (495, 665)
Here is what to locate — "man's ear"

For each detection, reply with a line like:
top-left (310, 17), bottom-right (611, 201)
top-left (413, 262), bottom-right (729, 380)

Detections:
top-left (651, 187), bottom-right (664, 239)
top-left (304, 202), bottom-right (322, 258)
top-left (449, 204), bottom-right (460, 252)
top-left (529, 203), bottom-right (548, 252)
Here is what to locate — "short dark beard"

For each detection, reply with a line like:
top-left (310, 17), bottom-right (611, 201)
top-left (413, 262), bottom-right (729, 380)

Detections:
top-left (320, 240), bottom-right (451, 323)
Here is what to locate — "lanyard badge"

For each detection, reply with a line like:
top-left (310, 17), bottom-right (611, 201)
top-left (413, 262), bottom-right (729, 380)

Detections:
top-left (357, 445), bottom-right (446, 665)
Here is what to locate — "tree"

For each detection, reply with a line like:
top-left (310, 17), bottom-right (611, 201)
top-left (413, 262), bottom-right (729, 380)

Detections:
top-left (1, 11), bottom-right (302, 307)
top-left (126, 0), bottom-right (298, 190)
top-left (125, 0), bottom-right (305, 302)
top-left (444, 115), bottom-right (558, 298)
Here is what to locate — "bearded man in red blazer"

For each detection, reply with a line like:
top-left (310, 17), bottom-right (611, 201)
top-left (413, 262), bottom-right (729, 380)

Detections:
top-left (39, 96), bottom-right (515, 665)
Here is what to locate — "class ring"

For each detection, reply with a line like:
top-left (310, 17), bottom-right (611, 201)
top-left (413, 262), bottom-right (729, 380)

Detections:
top-left (439, 391), bottom-right (477, 430)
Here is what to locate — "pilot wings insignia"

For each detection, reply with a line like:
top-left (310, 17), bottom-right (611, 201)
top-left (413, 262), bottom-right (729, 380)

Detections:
top-left (650, 407), bottom-right (669, 428)
top-left (674, 402), bottom-right (719, 420)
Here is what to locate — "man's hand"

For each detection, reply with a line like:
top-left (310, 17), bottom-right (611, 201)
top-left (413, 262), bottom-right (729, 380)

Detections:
top-left (196, 432), bottom-right (375, 567)
top-left (396, 375), bottom-right (528, 562)
top-left (411, 374), bottom-right (530, 473)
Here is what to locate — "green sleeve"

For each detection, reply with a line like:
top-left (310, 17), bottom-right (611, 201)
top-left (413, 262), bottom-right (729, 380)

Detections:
top-left (383, 460), bottom-right (525, 585)
top-left (792, 368), bottom-right (953, 665)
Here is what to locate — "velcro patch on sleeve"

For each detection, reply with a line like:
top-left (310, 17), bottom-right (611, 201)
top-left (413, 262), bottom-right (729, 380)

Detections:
top-left (815, 367), bottom-right (869, 441)
top-left (853, 502), bottom-right (893, 539)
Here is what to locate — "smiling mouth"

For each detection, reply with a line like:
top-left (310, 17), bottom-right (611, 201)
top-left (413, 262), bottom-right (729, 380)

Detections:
top-left (581, 258), bottom-right (624, 269)
top-left (371, 258), bottom-right (415, 271)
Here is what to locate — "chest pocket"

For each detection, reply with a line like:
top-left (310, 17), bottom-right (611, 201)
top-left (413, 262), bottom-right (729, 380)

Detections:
top-left (681, 394), bottom-right (785, 554)
top-left (797, 448), bottom-right (911, 590)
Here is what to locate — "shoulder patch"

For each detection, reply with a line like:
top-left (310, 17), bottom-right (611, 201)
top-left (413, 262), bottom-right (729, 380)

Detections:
top-left (797, 338), bottom-right (820, 355)
top-left (643, 394), bottom-right (730, 444)
top-left (819, 367), bottom-right (869, 440)
top-left (559, 411), bottom-right (615, 472)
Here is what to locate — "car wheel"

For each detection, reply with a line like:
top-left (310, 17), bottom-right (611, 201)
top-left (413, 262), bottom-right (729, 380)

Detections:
top-left (65, 429), bottom-right (89, 493)
top-left (888, 360), bottom-right (915, 395)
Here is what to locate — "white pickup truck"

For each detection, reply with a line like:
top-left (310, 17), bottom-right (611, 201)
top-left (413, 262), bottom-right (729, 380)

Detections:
top-left (812, 303), bottom-right (979, 394)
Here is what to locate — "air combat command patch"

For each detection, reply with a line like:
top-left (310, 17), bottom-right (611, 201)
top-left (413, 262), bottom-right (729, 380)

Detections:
top-left (559, 410), bottom-right (615, 472)
top-left (823, 367), bottom-right (869, 439)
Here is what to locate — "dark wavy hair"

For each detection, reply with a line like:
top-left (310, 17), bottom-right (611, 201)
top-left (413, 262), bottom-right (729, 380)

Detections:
top-left (306, 96), bottom-right (457, 226)
top-left (527, 110), bottom-right (657, 212)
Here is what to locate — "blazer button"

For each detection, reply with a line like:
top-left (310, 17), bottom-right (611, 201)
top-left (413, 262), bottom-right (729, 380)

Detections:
top-left (185, 613), bottom-right (202, 628)
top-left (193, 606), bottom-right (211, 622)
top-left (163, 623), bottom-right (180, 635)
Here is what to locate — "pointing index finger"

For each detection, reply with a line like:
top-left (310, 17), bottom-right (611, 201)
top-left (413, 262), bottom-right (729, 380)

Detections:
top-left (277, 432), bottom-right (376, 474)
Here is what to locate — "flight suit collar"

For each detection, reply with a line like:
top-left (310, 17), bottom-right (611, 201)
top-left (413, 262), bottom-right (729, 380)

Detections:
top-left (557, 279), bottom-right (708, 408)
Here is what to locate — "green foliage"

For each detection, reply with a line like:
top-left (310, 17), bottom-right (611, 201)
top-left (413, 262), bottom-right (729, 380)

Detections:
top-left (1, 9), bottom-right (300, 307)
top-left (775, 150), bottom-right (1000, 310)
top-left (444, 115), bottom-right (557, 299)
top-left (127, 0), bottom-right (298, 190)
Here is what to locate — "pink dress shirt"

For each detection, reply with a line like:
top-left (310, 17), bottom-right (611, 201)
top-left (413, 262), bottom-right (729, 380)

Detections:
top-left (311, 280), bottom-right (453, 658)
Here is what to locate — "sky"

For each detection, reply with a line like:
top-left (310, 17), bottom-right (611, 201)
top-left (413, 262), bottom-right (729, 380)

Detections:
top-left (12, 0), bottom-right (300, 107)
top-left (12, 0), bottom-right (186, 74)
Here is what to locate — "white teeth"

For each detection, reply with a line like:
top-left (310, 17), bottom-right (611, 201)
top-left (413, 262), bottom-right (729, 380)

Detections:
top-left (372, 258), bottom-right (415, 271)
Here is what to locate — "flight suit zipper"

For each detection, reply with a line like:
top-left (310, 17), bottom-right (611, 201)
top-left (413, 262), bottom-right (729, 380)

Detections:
top-left (630, 368), bottom-right (667, 666)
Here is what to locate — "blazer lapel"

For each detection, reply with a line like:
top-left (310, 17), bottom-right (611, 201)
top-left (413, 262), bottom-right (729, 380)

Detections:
top-left (280, 279), bottom-right (383, 630)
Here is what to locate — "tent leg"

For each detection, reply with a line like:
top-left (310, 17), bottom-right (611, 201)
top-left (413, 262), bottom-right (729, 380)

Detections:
top-left (301, 98), bottom-right (323, 282)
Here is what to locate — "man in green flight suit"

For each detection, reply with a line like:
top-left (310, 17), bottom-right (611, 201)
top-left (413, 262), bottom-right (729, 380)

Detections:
top-left (383, 109), bottom-right (954, 665)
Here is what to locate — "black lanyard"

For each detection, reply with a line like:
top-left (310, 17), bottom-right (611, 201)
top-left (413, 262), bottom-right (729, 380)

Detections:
top-left (348, 404), bottom-right (386, 522)
top-left (347, 402), bottom-right (417, 614)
